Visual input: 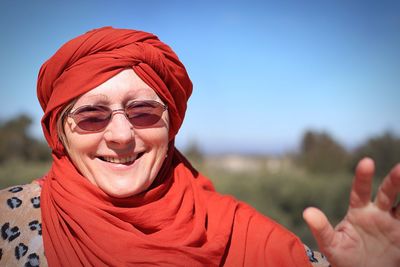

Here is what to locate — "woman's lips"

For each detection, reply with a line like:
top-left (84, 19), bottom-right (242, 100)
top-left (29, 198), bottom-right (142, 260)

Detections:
top-left (97, 152), bottom-right (144, 165)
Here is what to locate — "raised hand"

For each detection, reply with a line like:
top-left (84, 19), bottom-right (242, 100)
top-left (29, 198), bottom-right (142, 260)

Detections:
top-left (303, 158), bottom-right (400, 267)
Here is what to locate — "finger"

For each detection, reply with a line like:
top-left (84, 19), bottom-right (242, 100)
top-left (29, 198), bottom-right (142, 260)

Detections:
top-left (303, 207), bottom-right (335, 253)
top-left (375, 163), bottom-right (400, 211)
top-left (349, 157), bottom-right (375, 208)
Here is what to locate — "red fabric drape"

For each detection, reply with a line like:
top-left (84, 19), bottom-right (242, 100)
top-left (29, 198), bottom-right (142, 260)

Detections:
top-left (37, 27), bottom-right (311, 266)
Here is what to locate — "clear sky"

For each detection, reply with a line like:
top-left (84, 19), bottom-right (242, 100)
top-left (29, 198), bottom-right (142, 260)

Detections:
top-left (1, 0), bottom-right (399, 154)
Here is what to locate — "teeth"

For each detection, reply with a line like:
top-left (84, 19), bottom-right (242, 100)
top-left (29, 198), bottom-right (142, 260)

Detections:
top-left (103, 155), bottom-right (137, 164)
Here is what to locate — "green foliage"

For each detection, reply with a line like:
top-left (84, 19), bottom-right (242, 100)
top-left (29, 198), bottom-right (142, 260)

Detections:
top-left (0, 114), bottom-right (51, 163)
top-left (297, 129), bottom-right (400, 177)
top-left (0, 159), bottom-right (51, 189)
top-left (298, 130), bottom-right (350, 173)
top-left (0, 114), bottom-right (52, 189)
top-left (351, 131), bottom-right (400, 178)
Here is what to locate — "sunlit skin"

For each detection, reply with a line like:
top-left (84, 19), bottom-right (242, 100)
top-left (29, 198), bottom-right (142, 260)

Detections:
top-left (303, 158), bottom-right (400, 267)
top-left (63, 69), bottom-right (169, 198)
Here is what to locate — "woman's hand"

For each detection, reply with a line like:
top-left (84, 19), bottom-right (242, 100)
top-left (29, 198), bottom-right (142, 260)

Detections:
top-left (303, 158), bottom-right (400, 267)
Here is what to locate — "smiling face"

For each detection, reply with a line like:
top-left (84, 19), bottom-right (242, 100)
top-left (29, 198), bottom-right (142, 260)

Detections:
top-left (63, 69), bottom-right (169, 198)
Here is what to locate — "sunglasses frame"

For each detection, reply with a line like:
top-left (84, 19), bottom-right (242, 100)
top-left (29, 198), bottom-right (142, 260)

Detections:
top-left (67, 100), bottom-right (168, 132)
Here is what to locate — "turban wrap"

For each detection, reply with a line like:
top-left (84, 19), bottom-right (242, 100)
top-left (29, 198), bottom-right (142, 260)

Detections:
top-left (38, 26), bottom-right (192, 153)
top-left (36, 27), bottom-right (311, 266)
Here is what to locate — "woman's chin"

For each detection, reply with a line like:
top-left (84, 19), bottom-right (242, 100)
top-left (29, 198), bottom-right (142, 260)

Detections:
top-left (101, 185), bottom-right (142, 198)
top-left (95, 177), bottom-right (148, 198)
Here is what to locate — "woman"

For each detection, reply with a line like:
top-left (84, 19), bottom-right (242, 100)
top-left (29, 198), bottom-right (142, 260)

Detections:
top-left (0, 27), bottom-right (399, 267)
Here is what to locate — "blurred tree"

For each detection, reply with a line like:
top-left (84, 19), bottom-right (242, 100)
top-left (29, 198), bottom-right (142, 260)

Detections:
top-left (298, 130), bottom-right (350, 173)
top-left (351, 131), bottom-right (400, 178)
top-left (0, 114), bottom-right (51, 163)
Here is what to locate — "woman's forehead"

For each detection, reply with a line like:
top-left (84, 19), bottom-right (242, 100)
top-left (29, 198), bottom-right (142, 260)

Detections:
top-left (73, 69), bottom-right (160, 104)
top-left (74, 87), bottom-right (160, 106)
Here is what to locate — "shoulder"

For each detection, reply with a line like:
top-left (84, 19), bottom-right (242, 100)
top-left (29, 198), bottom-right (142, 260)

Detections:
top-left (0, 182), bottom-right (41, 200)
top-left (0, 182), bottom-right (47, 266)
top-left (0, 183), bottom-right (42, 214)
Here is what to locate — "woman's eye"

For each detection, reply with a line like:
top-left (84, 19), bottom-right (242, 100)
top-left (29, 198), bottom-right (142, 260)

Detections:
top-left (132, 112), bottom-right (152, 118)
top-left (127, 105), bottom-right (154, 115)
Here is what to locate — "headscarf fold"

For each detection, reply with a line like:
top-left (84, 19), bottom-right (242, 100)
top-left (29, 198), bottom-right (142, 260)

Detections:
top-left (37, 27), bottom-right (311, 266)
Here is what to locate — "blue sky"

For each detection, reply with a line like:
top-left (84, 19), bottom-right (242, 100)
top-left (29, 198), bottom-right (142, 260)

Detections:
top-left (0, 0), bottom-right (399, 154)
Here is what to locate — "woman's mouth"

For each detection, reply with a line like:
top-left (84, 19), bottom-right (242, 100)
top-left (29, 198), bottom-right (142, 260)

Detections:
top-left (98, 153), bottom-right (144, 165)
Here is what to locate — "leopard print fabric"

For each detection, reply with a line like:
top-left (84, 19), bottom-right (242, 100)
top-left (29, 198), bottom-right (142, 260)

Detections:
top-left (0, 182), bottom-right (330, 266)
top-left (0, 182), bottom-right (47, 266)
top-left (304, 245), bottom-right (330, 266)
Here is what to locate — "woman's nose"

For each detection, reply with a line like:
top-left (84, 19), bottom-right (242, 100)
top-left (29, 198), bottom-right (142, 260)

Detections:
top-left (103, 112), bottom-right (134, 145)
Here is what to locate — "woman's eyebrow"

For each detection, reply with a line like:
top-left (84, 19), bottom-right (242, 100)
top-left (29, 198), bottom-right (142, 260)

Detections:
top-left (77, 94), bottom-right (109, 104)
top-left (125, 88), bottom-right (160, 100)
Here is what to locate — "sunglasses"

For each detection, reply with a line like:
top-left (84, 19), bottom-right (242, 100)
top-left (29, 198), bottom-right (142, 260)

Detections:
top-left (67, 100), bottom-right (168, 132)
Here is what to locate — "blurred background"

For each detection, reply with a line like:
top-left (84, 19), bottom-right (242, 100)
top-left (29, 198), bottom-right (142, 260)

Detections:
top-left (1, 0), bottom-right (399, 248)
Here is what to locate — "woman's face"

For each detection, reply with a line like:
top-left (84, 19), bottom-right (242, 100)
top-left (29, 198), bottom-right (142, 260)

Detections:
top-left (63, 69), bottom-right (169, 198)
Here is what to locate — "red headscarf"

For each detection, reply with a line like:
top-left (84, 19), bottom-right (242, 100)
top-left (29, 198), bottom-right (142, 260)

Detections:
top-left (37, 27), bottom-right (311, 266)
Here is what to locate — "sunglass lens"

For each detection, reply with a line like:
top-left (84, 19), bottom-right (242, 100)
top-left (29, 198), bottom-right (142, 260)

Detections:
top-left (73, 106), bottom-right (111, 131)
top-left (77, 117), bottom-right (109, 131)
top-left (126, 101), bottom-right (164, 127)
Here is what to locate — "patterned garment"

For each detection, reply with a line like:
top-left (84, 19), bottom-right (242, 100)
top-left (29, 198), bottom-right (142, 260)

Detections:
top-left (0, 182), bottom-right (47, 266)
top-left (304, 245), bottom-right (330, 267)
top-left (0, 183), bottom-right (330, 267)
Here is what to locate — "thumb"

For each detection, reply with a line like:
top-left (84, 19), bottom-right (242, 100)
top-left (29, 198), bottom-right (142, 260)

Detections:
top-left (303, 207), bottom-right (335, 253)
